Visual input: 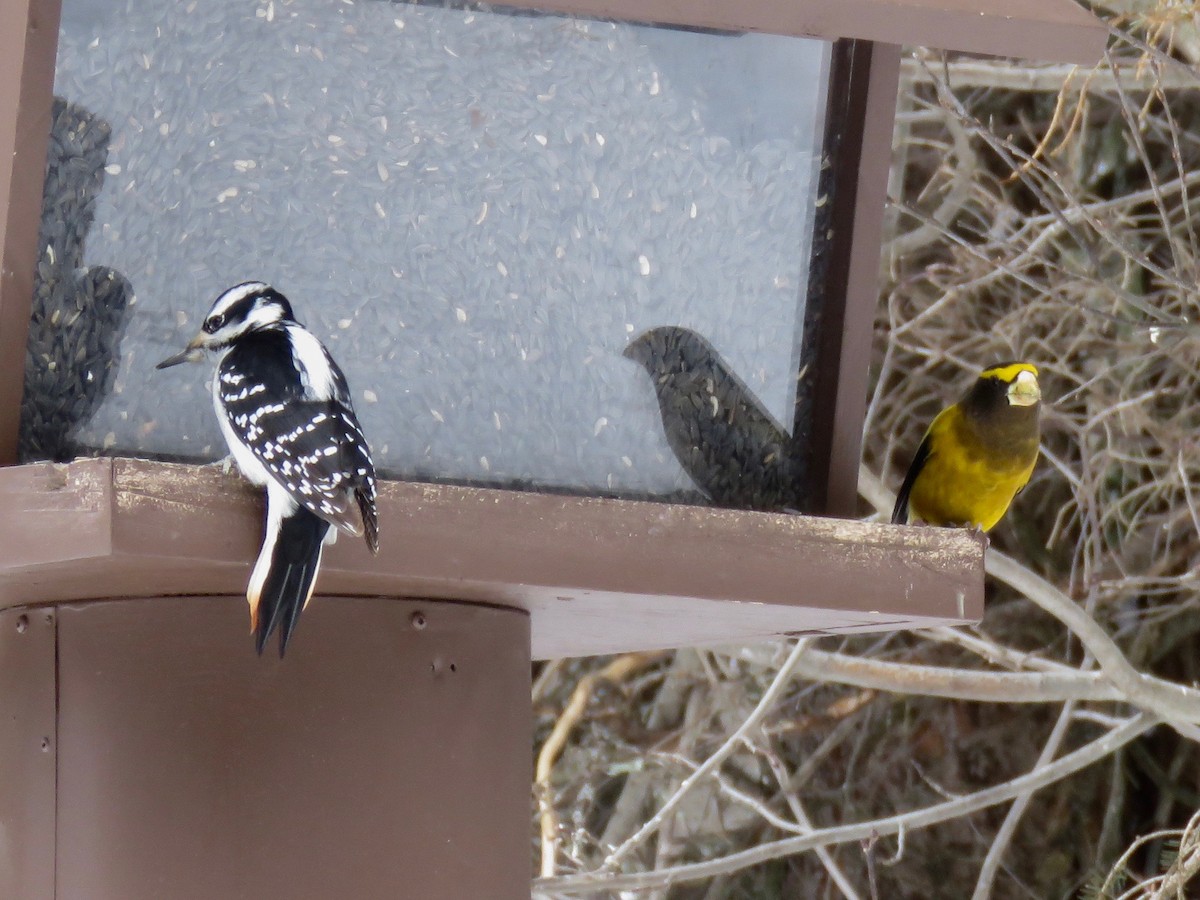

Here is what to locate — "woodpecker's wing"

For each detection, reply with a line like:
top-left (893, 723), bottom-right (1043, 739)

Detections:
top-left (217, 329), bottom-right (378, 544)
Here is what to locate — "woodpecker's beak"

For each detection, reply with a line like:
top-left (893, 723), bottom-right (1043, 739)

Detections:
top-left (1007, 370), bottom-right (1041, 407)
top-left (155, 334), bottom-right (207, 370)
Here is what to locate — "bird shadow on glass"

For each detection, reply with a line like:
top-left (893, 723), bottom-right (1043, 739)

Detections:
top-left (20, 96), bottom-right (134, 463)
top-left (623, 325), bottom-right (807, 512)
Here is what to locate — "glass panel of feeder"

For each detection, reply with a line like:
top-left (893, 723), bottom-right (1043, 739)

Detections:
top-left (28, 0), bottom-right (831, 510)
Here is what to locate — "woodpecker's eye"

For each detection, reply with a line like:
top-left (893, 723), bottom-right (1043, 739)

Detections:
top-left (203, 314), bottom-right (226, 334)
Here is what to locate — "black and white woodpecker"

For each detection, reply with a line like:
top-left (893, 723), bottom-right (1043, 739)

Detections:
top-left (157, 282), bottom-right (379, 656)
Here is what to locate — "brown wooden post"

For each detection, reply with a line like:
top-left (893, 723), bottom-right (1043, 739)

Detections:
top-left (0, 0), bottom-right (59, 463)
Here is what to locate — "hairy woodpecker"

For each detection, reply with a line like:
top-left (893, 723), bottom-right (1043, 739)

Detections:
top-left (158, 282), bottom-right (379, 656)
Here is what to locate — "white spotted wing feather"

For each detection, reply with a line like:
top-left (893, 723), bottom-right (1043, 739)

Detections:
top-left (214, 326), bottom-right (378, 551)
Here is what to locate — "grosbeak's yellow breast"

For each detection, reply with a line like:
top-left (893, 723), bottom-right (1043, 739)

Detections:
top-left (906, 404), bottom-right (1038, 531)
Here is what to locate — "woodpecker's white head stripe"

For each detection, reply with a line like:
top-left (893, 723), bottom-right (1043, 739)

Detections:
top-left (177, 281), bottom-right (298, 356)
top-left (209, 281), bottom-right (272, 320)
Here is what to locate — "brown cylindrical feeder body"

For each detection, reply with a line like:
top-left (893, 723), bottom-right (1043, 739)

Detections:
top-left (0, 595), bottom-right (531, 900)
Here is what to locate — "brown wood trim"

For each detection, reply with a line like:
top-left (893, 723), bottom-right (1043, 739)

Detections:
top-left (0, 458), bottom-right (984, 658)
top-left (0, 606), bottom-right (56, 900)
top-left (0, 0), bottom-right (61, 465)
top-left (806, 41), bottom-right (903, 518)
top-left (512, 0), bottom-right (1105, 63)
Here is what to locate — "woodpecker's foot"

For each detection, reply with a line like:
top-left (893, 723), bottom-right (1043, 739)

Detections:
top-left (206, 454), bottom-right (236, 475)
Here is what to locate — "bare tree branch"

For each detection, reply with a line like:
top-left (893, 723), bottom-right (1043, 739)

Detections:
top-left (534, 715), bottom-right (1158, 896)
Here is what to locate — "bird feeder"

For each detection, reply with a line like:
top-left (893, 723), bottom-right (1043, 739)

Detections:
top-left (0, 0), bottom-right (1103, 897)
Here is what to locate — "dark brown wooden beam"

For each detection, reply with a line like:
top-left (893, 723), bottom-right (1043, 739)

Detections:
top-left (0, 0), bottom-right (60, 464)
top-left (808, 41), bottom-right (903, 517)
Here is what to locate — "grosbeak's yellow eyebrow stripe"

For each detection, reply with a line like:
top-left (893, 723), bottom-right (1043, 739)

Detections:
top-left (980, 362), bottom-right (1038, 382)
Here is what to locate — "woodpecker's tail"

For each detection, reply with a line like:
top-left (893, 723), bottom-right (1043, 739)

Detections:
top-left (247, 503), bottom-right (331, 657)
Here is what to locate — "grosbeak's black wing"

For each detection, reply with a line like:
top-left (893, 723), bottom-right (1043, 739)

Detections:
top-left (891, 431), bottom-right (932, 525)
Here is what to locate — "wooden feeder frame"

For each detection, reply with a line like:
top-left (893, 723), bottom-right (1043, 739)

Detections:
top-left (0, 0), bottom-right (1103, 897)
